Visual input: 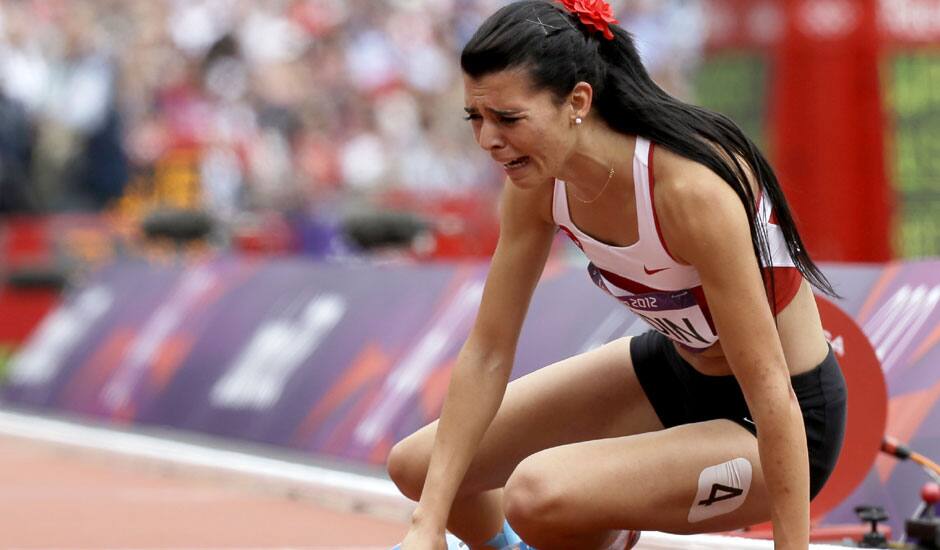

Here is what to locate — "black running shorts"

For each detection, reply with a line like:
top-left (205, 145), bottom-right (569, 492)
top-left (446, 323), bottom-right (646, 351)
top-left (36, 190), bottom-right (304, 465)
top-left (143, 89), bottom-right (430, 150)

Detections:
top-left (629, 330), bottom-right (847, 499)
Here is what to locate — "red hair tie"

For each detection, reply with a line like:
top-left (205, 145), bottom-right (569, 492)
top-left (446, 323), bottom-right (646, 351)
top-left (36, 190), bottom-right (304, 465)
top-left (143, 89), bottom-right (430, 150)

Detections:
top-left (558, 0), bottom-right (619, 41)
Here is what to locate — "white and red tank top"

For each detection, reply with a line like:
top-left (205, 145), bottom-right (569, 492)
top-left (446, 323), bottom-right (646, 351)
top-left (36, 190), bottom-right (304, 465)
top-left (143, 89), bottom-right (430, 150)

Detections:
top-left (553, 137), bottom-right (801, 351)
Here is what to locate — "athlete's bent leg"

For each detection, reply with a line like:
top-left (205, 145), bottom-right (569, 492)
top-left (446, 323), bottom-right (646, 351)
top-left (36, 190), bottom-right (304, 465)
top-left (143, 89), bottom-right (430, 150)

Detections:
top-left (387, 337), bottom-right (664, 547)
top-left (501, 420), bottom-right (770, 549)
top-left (388, 438), bottom-right (506, 546)
top-left (503, 455), bottom-right (633, 549)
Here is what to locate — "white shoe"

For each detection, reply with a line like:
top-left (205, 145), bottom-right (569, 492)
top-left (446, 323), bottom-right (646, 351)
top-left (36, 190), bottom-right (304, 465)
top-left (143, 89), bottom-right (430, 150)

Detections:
top-left (608, 529), bottom-right (641, 550)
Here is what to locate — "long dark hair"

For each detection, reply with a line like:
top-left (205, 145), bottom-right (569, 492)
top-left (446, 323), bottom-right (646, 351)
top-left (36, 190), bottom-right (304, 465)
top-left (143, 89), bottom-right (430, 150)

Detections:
top-left (461, 0), bottom-right (837, 302)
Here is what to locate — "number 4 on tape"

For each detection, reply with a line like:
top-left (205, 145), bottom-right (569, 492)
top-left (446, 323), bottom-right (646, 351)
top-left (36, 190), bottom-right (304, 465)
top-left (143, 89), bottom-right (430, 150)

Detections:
top-left (698, 483), bottom-right (744, 506)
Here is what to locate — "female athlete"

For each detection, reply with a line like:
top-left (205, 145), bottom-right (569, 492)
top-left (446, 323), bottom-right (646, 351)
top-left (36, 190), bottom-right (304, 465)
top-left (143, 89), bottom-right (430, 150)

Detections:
top-left (387, 1), bottom-right (847, 549)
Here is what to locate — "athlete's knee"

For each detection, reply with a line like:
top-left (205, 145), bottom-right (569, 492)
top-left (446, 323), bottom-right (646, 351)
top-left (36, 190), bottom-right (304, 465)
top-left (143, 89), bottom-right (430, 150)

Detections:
top-left (387, 437), bottom-right (428, 501)
top-left (503, 457), bottom-right (565, 533)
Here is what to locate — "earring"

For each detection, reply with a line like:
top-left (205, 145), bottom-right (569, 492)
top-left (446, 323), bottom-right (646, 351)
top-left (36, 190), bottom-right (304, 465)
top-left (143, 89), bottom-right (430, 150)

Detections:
top-left (575, 117), bottom-right (583, 125)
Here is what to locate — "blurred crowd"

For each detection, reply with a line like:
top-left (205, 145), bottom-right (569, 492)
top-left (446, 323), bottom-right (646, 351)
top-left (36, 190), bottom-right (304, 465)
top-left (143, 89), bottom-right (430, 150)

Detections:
top-left (0, 0), bottom-right (704, 224)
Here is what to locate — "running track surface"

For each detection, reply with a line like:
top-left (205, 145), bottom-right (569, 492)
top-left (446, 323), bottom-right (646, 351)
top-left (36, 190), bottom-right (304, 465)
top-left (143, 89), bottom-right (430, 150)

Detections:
top-left (0, 434), bottom-right (407, 549)
top-left (0, 433), bottom-right (845, 550)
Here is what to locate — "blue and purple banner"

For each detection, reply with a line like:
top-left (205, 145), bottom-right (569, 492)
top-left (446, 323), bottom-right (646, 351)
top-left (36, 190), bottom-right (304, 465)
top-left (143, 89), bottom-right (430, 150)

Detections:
top-left (1, 255), bottom-right (938, 531)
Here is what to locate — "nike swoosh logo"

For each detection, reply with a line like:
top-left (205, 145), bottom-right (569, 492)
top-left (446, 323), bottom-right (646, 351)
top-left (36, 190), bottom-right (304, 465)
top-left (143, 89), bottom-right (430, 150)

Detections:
top-left (644, 266), bottom-right (669, 275)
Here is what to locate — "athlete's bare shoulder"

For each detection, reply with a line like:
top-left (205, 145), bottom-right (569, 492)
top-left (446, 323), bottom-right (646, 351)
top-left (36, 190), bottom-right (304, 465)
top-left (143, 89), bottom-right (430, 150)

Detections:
top-left (654, 141), bottom-right (760, 198)
top-left (650, 145), bottom-right (750, 264)
top-left (499, 177), bottom-right (557, 229)
top-left (653, 145), bottom-right (729, 197)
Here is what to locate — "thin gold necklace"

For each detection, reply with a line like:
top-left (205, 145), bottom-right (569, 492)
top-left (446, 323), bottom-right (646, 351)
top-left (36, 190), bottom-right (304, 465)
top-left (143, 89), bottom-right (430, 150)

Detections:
top-left (572, 165), bottom-right (616, 204)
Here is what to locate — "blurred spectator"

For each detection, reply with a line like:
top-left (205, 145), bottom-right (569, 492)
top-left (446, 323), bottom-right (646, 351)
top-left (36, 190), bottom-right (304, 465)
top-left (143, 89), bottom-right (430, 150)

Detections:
top-left (621, 0), bottom-right (705, 99)
top-left (1, 0), bottom-right (128, 211)
top-left (0, 0), bottom-right (702, 255)
top-left (0, 89), bottom-right (35, 213)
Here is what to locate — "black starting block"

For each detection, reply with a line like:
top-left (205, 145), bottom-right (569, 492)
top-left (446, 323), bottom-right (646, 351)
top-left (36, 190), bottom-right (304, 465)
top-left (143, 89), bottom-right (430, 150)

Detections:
top-left (854, 505), bottom-right (890, 548)
top-left (905, 483), bottom-right (940, 549)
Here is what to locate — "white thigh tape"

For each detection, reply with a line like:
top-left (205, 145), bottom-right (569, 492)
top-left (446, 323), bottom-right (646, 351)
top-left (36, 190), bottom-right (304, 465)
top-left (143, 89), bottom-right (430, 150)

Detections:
top-left (688, 458), bottom-right (753, 523)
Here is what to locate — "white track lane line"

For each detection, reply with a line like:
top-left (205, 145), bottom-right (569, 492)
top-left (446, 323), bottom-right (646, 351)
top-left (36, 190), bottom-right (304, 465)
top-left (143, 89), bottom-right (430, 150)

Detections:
top-left (0, 409), bottom-right (411, 516)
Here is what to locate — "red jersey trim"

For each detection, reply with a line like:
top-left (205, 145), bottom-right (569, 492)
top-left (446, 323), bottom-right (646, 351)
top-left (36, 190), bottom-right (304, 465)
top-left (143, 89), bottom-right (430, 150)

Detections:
top-left (648, 143), bottom-right (682, 263)
top-left (600, 263), bottom-right (801, 330)
top-left (689, 286), bottom-right (718, 336)
top-left (766, 266), bottom-right (802, 313)
top-left (595, 265), bottom-right (662, 295)
top-left (558, 225), bottom-right (584, 250)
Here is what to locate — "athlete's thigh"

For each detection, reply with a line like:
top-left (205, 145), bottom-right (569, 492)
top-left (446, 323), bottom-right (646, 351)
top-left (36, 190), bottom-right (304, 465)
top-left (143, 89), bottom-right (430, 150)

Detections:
top-left (510, 419), bottom-right (770, 534)
top-left (400, 336), bottom-right (663, 494)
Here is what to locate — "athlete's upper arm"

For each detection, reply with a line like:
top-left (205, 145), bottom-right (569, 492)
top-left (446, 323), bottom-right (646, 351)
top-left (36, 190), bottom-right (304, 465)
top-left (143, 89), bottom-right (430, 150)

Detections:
top-left (469, 179), bottom-right (556, 359)
top-left (657, 169), bottom-right (790, 397)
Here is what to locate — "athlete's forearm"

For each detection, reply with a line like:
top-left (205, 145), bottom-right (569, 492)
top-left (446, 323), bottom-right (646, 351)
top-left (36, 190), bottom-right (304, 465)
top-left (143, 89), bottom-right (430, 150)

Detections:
top-left (755, 392), bottom-right (810, 549)
top-left (410, 343), bottom-right (512, 531)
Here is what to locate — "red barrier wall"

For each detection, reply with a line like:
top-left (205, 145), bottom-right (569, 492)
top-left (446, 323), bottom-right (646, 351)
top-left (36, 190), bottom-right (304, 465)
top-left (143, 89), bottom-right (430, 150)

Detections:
top-left (771, 0), bottom-right (894, 261)
top-left (0, 288), bottom-right (61, 345)
top-left (0, 217), bottom-right (60, 346)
